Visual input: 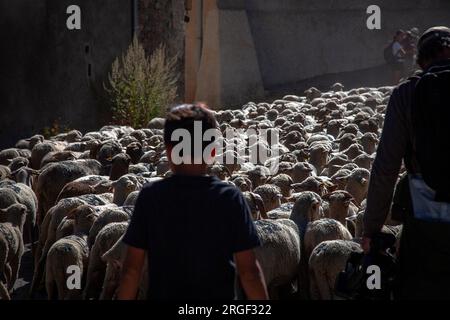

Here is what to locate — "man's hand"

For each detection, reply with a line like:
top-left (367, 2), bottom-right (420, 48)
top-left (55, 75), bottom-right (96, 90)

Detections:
top-left (362, 236), bottom-right (371, 254)
top-left (116, 245), bottom-right (146, 300)
top-left (234, 249), bottom-right (269, 300)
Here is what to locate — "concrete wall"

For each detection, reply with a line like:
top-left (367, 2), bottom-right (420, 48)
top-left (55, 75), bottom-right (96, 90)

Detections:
top-left (0, 0), bottom-right (132, 148)
top-left (186, 0), bottom-right (450, 107)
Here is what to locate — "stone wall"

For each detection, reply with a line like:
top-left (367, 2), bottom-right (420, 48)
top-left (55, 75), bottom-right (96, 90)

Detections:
top-left (0, 0), bottom-right (132, 148)
top-left (138, 0), bottom-right (186, 99)
top-left (186, 0), bottom-right (450, 107)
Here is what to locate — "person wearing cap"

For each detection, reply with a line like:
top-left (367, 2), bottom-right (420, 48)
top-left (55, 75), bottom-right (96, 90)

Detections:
top-left (362, 26), bottom-right (450, 299)
top-left (116, 103), bottom-right (268, 300)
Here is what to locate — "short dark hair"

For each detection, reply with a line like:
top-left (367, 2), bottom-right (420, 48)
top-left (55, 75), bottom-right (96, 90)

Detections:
top-left (163, 103), bottom-right (218, 155)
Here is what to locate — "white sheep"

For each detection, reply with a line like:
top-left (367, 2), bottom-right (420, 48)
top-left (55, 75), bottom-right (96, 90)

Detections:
top-left (0, 204), bottom-right (27, 300)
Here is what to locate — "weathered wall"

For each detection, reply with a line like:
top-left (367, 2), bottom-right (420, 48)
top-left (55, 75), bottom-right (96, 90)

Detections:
top-left (0, 0), bottom-right (132, 148)
top-left (187, 0), bottom-right (450, 107)
top-left (243, 0), bottom-right (450, 88)
top-left (138, 0), bottom-right (186, 99)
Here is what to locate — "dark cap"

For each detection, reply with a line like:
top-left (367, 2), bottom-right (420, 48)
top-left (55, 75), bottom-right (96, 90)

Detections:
top-left (418, 26), bottom-right (450, 51)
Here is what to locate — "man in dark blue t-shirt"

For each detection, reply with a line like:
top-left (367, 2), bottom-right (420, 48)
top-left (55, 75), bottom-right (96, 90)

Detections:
top-left (117, 103), bottom-right (268, 300)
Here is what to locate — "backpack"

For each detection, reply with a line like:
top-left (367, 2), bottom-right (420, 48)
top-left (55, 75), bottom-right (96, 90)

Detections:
top-left (383, 42), bottom-right (395, 63)
top-left (412, 63), bottom-right (450, 202)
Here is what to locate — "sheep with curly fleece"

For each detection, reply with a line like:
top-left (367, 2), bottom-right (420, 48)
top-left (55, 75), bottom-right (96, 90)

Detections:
top-left (253, 219), bottom-right (300, 299)
top-left (34, 159), bottom-right (103, 224)
top-left (253, 184), bottom-right (282, 212)
top-left (100, 237), bottom-right (148, 300)
top-left (45, 205), bottom-right (99, 300)
top-left (87, 207), bottom-right (132, 248)
top-left (303, 218), bottom-right (352, 260)
top-left (0, 204), bottom-right (27, 300)
top-left (309, 240), bottom-right (362, 300)
top-left (31, 195), bottom-right (113, 295)
top-left (344, 168), bottom-right (370, 205)
top-left (84, 222), bottom-right (128, 300)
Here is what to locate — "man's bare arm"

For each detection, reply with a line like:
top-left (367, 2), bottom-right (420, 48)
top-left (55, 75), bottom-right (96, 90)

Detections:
top-left (116, 245), bottom-right (146, 300)
top-left (234, 249), bottom-right (268, 300)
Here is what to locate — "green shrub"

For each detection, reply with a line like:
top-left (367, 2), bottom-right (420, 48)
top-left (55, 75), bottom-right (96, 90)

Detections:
top-left (106, 37), bottom-right (178, 128)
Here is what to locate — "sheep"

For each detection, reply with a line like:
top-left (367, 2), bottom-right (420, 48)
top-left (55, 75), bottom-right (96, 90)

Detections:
top-left (231, 175), bottom-right (253, 192)
top-left (0, 204), bottom-right (27, 300)
top-left (84, 222), bottom-right (128, 300)
top-left (291, 162), bottom-right (315, 183)
top-left (253, 184), bottom-right (282, 212)
top-left (111, 174), bottom-right (144, 206)
top-left (8, 157), bottom-right (29, 173)
top-left (353, 153), bottom-right (375, 170)
top-left (30, 195), bottom-right (113, 295)
top-left (308, 144), bottom-right (331, 175)
top-left (267, 202), bottom-right (294, 220)
top-left (109, 153), bottom-right (131, 180)
top-left (100, 237), bottom-right (148, 300)
top-left (246, 166), bottom-right (270, 189)
top-left (0, 165), bottom-right (10, 181)
top-left (34, 159), bottom-right (103, 224)
top-left (147, 117), bottom-right (165, 129)
top-left (303, 218), bottom-right (352, 260)
top-left (40, 151), bottom-right (79, 168)
top-left (291, 176), bottom-right (335, 197)
top-left (289, 191), bottom-right (322, 239)
top-left (87, 207), bottom-right (132, 248)
top-left (344, 168), bottom-right (370, 205)
top-left (56, 177), bottom-right (112, 202)
top-left (0, 180), bottom-right (38, 244)
top-left (123, 191), bottom-right (139, 206)
top-left (15, 134), bottom-right (44, 150)
top-left (242, 192), bottom-right (266, 220)
top-left (322, 191), bottom-right (359, 227)
top-left (0, 148), bottom-right (30, 166)
top-left (359, 132), bottom-right (379, 155)
top-left (267, 174), bottom-right (293, 199)
top-left (309, 240), bottom-right (363, 300)
top-left (45, 205), bottom-right (99, 300)
top-left (253, 219), bottom-right (301, 299)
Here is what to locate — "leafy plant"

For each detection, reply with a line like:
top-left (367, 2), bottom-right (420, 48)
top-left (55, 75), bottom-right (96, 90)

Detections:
top-left (42, 118), bottom-right (71, 139)
top-left (106, 37), bottom-right (178, 128)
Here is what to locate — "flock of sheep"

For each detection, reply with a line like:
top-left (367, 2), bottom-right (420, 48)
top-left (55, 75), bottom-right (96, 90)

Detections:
top-left (0, 83), bottom-right (403, 300)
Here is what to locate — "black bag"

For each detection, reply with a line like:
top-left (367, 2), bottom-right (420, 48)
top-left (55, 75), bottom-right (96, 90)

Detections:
top-left (335, 233), bottom-right (397, 300)
top-left (390, 173), bottom-right (412, 222)
top-left (412, 63), bottom-right (450, 202)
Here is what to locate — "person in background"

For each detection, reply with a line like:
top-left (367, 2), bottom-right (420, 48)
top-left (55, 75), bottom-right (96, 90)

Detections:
top-left (116, 103), bottom-right (269, 300)
top-left (363, 26), bottom-right (450, 299)
top-left (390, 30), bottom-right (407, 83)
top-left (401, 31), bottom-right (418, 76)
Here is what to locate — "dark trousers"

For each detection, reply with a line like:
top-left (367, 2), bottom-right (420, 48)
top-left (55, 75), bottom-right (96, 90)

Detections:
top-left (395, 215), bottom-right (450, 300)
